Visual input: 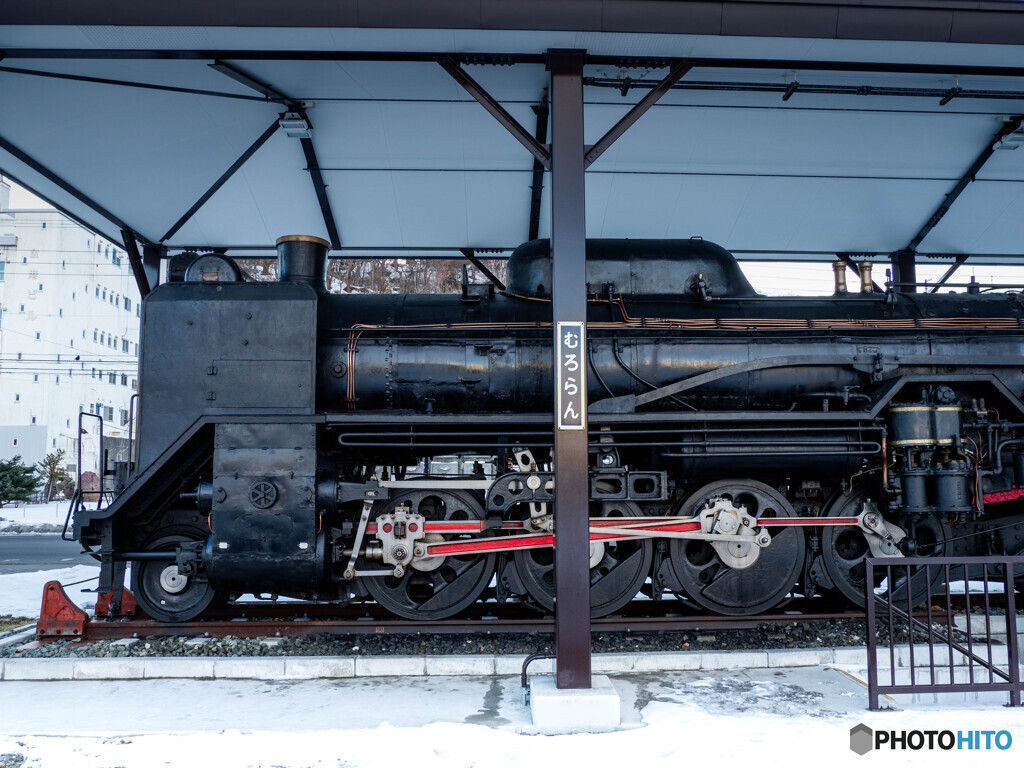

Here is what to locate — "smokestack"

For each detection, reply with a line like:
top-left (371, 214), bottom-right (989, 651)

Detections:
top-left (276, 235), bottom-right (330, 293)
top-left (859, 262), bottom-right (874, 294)
top-left (832, 262), bottom-right (848, 295)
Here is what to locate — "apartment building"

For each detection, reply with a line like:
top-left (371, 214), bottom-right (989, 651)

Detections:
top-left (0, 180), bottom-right (140, 476)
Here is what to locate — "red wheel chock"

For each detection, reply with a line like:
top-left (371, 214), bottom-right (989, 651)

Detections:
top-left (95, 588), bottom-right (138, 618)
top-left (36, 580), bottom-right (90, 639)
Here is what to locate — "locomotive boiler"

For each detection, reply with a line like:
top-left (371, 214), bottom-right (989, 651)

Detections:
top-left (75, 235), bottom-right (1024, 622)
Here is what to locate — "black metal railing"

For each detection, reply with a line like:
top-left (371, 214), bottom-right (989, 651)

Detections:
top-left (127, 392), bottom-right (139, 467)
top-left (62, 411), bottom-right (113, 541)
top-left (866, 555), bottom-right (1024, 709)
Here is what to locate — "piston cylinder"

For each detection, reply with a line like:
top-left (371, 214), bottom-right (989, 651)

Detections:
top-left (933, 406), bottom-right (962, 445)
top-left (931, 461), bottom-right (973, 514)
top-left (890, 406), bottom-right (936, 447)
top-left (900, 468), bottom-right (931, 513)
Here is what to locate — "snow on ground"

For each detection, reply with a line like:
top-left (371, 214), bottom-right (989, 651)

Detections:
top-left (0, 564), bottom-right (297, 618)
top-left (0, 500), bottom-right (75, 534)
top-left (948, 579), bottom-right (1006, 594)
top-left (0, 565), bottom-right (98, 616)
top-left (0, 670), bottom-right (1021, 768)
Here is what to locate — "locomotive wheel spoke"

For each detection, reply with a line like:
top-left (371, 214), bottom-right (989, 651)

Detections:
top-left (362, 490), bottom-right (496, 620)
top-left (418, 559), bottom-right (491, 612)
top-left (513, 500), bottom-right (653, 617)
top-left (667, 479), bottom-right (805, 616)
top-left (821, 485), bottom-right (946, 607)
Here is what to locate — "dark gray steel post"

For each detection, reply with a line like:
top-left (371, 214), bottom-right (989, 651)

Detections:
top-left (548, 49), bottom-right (591, 690)
top-left (892, 249), bottom-right (917, 292)
top-left (141, 245), bottom-right (165, 291)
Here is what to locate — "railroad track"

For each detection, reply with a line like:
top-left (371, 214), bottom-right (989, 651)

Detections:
top-left (77, 610), bottom-right (866, 641)
top-left (35, 583), bottom-right (868, 643)
top-left (37, 580), bottom-right (998, 645)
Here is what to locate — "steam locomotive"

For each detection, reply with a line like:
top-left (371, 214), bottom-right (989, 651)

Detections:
top-left (75, 236), bottom-right (1024, 621)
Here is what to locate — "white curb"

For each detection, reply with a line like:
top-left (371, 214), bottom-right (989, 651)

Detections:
top-left (0, 643), bottom-right (1015, 681)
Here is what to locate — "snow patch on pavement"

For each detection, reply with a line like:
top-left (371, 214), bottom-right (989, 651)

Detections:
top-left (0, 501), bottom-right (75, 535)
top-left (0, 695), bottom-right (1022, 768)
top-left (0, 565), bottom-right (98, 617)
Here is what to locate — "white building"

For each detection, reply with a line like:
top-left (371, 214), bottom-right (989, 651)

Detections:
top-left (0, 179), bottom-right (140, 478)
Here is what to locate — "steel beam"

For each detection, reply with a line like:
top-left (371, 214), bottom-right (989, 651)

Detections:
top-left (528, 96), bottom-right (549, 242)
top-left (160, 117), bottom-right (281, 243)
top-left (439, 57), bottom-right (551, 169)
top-left (892, 116), bottom-right (1021, 292)
top-left (548, 49), bottom-right (591, 690)
top-left (208, 60), bottom-right (294, 106)
top-left (459, 248), bottom-right (506, 291)
top-left (583, 75), bottom-right (1024, 104)
top-left (11, 49), bottom-right (1024, 80)
top-left (209, 63), bottom-right (339, 248)
top-left (0, 132), bottom-right (144, 240)
top-left (0, 64), bottom-right (268, 102)
top-left (300, 127), bottom-right (341, 250)
top-left (8, 0), bottom-right (1024, 49)
top-left (929, 254), bottom-right (970, 293)
top-left (10, 58), bottom-right (1024, 107)
top-left (120, 228), bottom-right (151, 298)
top-left (906, 117), bottom-right (1023, 254)
top-left (584, 60), bottom-right (691, 169)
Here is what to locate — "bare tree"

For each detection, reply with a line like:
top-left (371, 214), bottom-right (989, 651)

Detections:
top-left (234, 258), bottom-right (507, 295)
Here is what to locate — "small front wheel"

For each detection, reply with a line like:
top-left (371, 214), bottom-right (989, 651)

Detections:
top-left (131, 534), bottom-right (216, 622)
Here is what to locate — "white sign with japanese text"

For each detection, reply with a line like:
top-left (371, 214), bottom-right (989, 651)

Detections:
top-left (556, 321), bottom-right (586, 430)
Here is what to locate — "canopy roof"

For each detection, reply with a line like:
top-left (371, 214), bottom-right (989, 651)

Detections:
top-left (4, 2), bottom-right (1024, 265)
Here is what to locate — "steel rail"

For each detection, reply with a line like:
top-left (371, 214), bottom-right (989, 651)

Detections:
top-left (71, 606), bottom-right (868, 642)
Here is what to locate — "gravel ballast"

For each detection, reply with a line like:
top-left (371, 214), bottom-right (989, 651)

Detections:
top-left (3, 618), bottom-right (882, 659)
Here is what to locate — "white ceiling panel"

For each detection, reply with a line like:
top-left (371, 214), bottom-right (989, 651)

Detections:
top-left (327, 170), bottom-right (532, 248)
top-left (230, 59), bottom-right (549, 103)
top-left (581, 173), bottom-right (950, 252)
top-left (977, 145), bottom-right (1024, 181)
top-left (164, 130), bottom-right (328, 248)
top-left (916, 180), bottom-right (1024, 254)
top-left (3, 25), bottom-right (1024, 260)
top-left (312, 101), bottom-right (539, 171)
top-left (583, 103), bottom-right (1001, 179)
top-left (0, 144), bottom-right (124, 245)
top-left (0, 67), bottom-right (280, 242)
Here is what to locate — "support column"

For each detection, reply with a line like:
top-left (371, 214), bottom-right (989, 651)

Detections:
top-left (121, 228), bottom-right (151, 298)
top-left (892, 249), bottom-right (917, 292)
top-left (141, 244), bottom-right (165, 293)
top-left (548, 49), bottom-right (591, 690)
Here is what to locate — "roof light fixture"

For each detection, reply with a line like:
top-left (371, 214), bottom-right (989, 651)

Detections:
top-left (279, 112), bottom-right (312, 139)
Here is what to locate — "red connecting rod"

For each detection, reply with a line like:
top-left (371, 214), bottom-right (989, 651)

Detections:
top-left (364, 516), bottom-right (862, 558)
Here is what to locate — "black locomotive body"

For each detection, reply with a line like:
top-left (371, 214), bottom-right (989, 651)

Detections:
top-left (76, 236), bottom-right (1024, 621)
